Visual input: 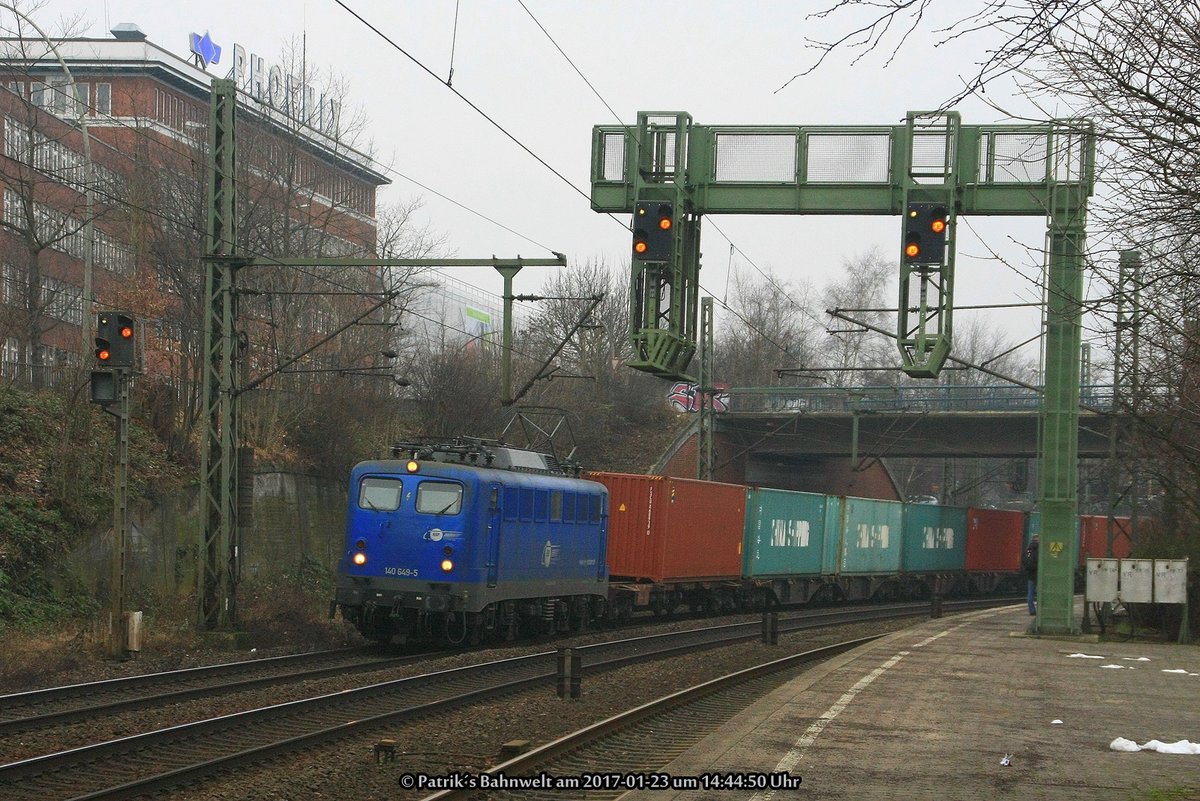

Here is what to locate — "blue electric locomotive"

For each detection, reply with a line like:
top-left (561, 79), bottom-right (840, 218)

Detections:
top-left (334, 439), bottom-right (609, 644)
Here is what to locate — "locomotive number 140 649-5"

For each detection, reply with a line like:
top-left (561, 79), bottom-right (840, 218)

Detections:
top-left (384, 567), bottom-right (419, 577)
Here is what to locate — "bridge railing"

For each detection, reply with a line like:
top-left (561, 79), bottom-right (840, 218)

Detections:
top-left (724, 385), bottom-right (1116, 413)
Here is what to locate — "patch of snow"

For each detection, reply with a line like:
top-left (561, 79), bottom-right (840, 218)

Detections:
top-left (1140, 740), bottom-right (1200, 755)
top-left (1109, 738), bottom-right (1200, 754)
top-left (1066, 653), bottom-right (1105, 659)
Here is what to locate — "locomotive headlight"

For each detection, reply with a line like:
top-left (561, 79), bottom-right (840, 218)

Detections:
top-left (440, 559), bottom-right (454, 573)
top-left (353, 552), bottom-right (367, 566)
top-left (406, 460), bottom-right (419, 473)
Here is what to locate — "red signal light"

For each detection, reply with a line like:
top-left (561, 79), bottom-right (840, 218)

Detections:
top-left (905, 242), bottom-right (920, 259)
top-left (120, 326), bottom-right (133, 339)
top-left (658, 217), bottom-right (672, 231)
top-left (931, 219), bottom-right (946, 234)
top-left (634, 239), bottom-right (649, 254)
top-left (98, 348), bottom-right (111, 361)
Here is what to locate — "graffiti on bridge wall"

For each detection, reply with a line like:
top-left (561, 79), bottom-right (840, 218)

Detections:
top-left (667, 382), bottom-right (730, 413)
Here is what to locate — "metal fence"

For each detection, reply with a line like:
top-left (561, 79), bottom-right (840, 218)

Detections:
top-left (740, 384), bottom-right (1116, 414)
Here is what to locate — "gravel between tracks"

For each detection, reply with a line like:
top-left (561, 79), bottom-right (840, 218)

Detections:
top-left (140, 615), bottom-right (922, 801)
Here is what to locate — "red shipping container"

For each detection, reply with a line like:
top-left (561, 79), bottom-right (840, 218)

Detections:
top-left (590, 472), bottom-right (746, 583)
top-left (965, 508), bottom-right (1025, 572)
top-left (1079, 516), bottom-right (1133, 562)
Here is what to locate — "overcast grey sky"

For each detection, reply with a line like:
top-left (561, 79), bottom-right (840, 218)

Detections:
top-left (41, 0), bottom-right (1088, 366)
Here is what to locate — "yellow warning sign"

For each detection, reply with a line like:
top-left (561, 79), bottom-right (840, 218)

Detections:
top-left (1050, 541), bottom-right (1064, 558)
top-left (618, 503), bottom-right (626, 512)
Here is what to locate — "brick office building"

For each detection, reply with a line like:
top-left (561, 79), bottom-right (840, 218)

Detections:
top-left (0, 23), bottom-right (390, 387)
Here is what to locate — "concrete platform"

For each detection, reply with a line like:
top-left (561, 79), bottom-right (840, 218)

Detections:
top-left (622, 605), bottom-right (1200, 801)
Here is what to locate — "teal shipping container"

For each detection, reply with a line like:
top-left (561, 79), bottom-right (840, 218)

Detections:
top-left (840, 497), bottom-right (904, 574)
top-left (822, 495), bottom-right (843, 575)
top-left (901, 504), bottom-right (968, 572)
top-left (1024, 511), bottom-right (1039, 548)
top-left (743, 488), bottom-right (830, 578)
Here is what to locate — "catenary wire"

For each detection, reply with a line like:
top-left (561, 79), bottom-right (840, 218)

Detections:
top-left (1, 80), bottom-right (548, 352)
top-left (0, 87), bottom-right (553, 368)
top-left (512, 1), bottom-right (821, 364)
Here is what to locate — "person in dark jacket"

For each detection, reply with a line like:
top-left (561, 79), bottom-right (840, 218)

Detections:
top-left (1022, 535), bottom-right (1039, 615)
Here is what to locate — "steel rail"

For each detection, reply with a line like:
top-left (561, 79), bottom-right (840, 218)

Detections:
top-left (0, 599), bottom-right (1013, 800)
top-left (420, 636), bottom-right (882, 800)
top-left (0, 647), bottom-right (420, 735)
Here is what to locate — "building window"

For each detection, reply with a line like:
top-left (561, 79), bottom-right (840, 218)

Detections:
top-left (47, 78), bottom-right (71, 116)
top-left (72, 83), bottom-right (89, 117)
top-left (41, 276), bottom-right (82, 326)
top-left (1, 337), bottom-right (24, 380)
top-left (3, 189), bottom-right (133, 277)
top-left (1, 262), bottom-right (23, 305)
top-left (95, 83), bottom-right (111, 116)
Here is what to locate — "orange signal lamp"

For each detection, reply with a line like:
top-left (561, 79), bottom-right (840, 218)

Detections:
top-left (98, 349), bottom-right (111, 361)
top-left (120, 326), bottom-right (134, 338)
top-left (931, 219), bottom-right (946, 234)
top-left (905, 243), bottom-right (920, 259)
top-left (634, 240), bottom-right (649, 254)
top-left (658, 217), bottom-right (672, 230)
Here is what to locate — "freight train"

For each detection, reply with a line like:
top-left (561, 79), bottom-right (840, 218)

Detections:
top-left (332, 439), bottom-right (1132, 644)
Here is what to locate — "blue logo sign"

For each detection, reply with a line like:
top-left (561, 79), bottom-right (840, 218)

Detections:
top-left (189, 31), bottom-right (222, 70)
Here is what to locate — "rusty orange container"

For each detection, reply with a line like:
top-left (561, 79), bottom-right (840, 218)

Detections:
top-left (589, 472), bottom-right (746, 582)
top-left (1079, 515), bottom-right (1133, 561)
top-left (965, 508), bottom-right (1025, 572)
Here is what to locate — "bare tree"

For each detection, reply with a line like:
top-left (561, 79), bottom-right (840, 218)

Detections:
top-left (513, 259), bottom-right (677, 471)
top-left (408, 344), bottom-right (506, 440)
top-left (779, 0), bottom-right (1092, 108)
top-left (818, 247), bottom-right (895, 386)
top-left (0, 2), bottom-right (114, 388)
top-left (147, 39), bottom-right (450, 469)
top-left (713, 265), bottom-right (820, 400)
top-left (798, 1), bottom-right (1200, 563)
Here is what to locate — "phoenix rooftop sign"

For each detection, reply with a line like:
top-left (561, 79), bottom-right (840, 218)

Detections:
top-left (189, 31), bottom-right (222, 70)
top-left (230, 43), bottom-right (342, 136)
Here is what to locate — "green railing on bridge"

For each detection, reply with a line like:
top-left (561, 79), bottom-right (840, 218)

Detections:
top-left (723, 384), bottom-right (1115, 414)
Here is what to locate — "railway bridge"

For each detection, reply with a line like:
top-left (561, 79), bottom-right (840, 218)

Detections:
top-left (655, 385), bottom-right (1135, 500)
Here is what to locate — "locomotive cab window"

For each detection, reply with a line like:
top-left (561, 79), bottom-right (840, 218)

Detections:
top-left (359, 477), bottom-right (402, 511)
top-left (416, 481), bottom-right (463, 515)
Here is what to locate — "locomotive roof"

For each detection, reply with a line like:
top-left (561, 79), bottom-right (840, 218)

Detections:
top-left (387, 439), bottom-right (578, 476)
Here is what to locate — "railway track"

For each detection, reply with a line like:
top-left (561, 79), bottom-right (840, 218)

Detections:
top-left (0, 597), bottom-right (1004, 739)
top-left (419, 636), bottom-right (878, 801)
top-left (0, 646), bottom-right (421, 736)
top-left (0, 598), bottom-right (1013, 801)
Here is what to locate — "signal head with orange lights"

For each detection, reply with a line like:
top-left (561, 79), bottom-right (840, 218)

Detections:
top-left (95, 311), bottom-right (137, 367)
top-left (902, 203), bottom-right (949, 266)
top-left (632, 201), bottom-right (675, 262)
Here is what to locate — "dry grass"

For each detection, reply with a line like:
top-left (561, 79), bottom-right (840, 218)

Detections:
top-left (0, 582), bottom-right (363, 693)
